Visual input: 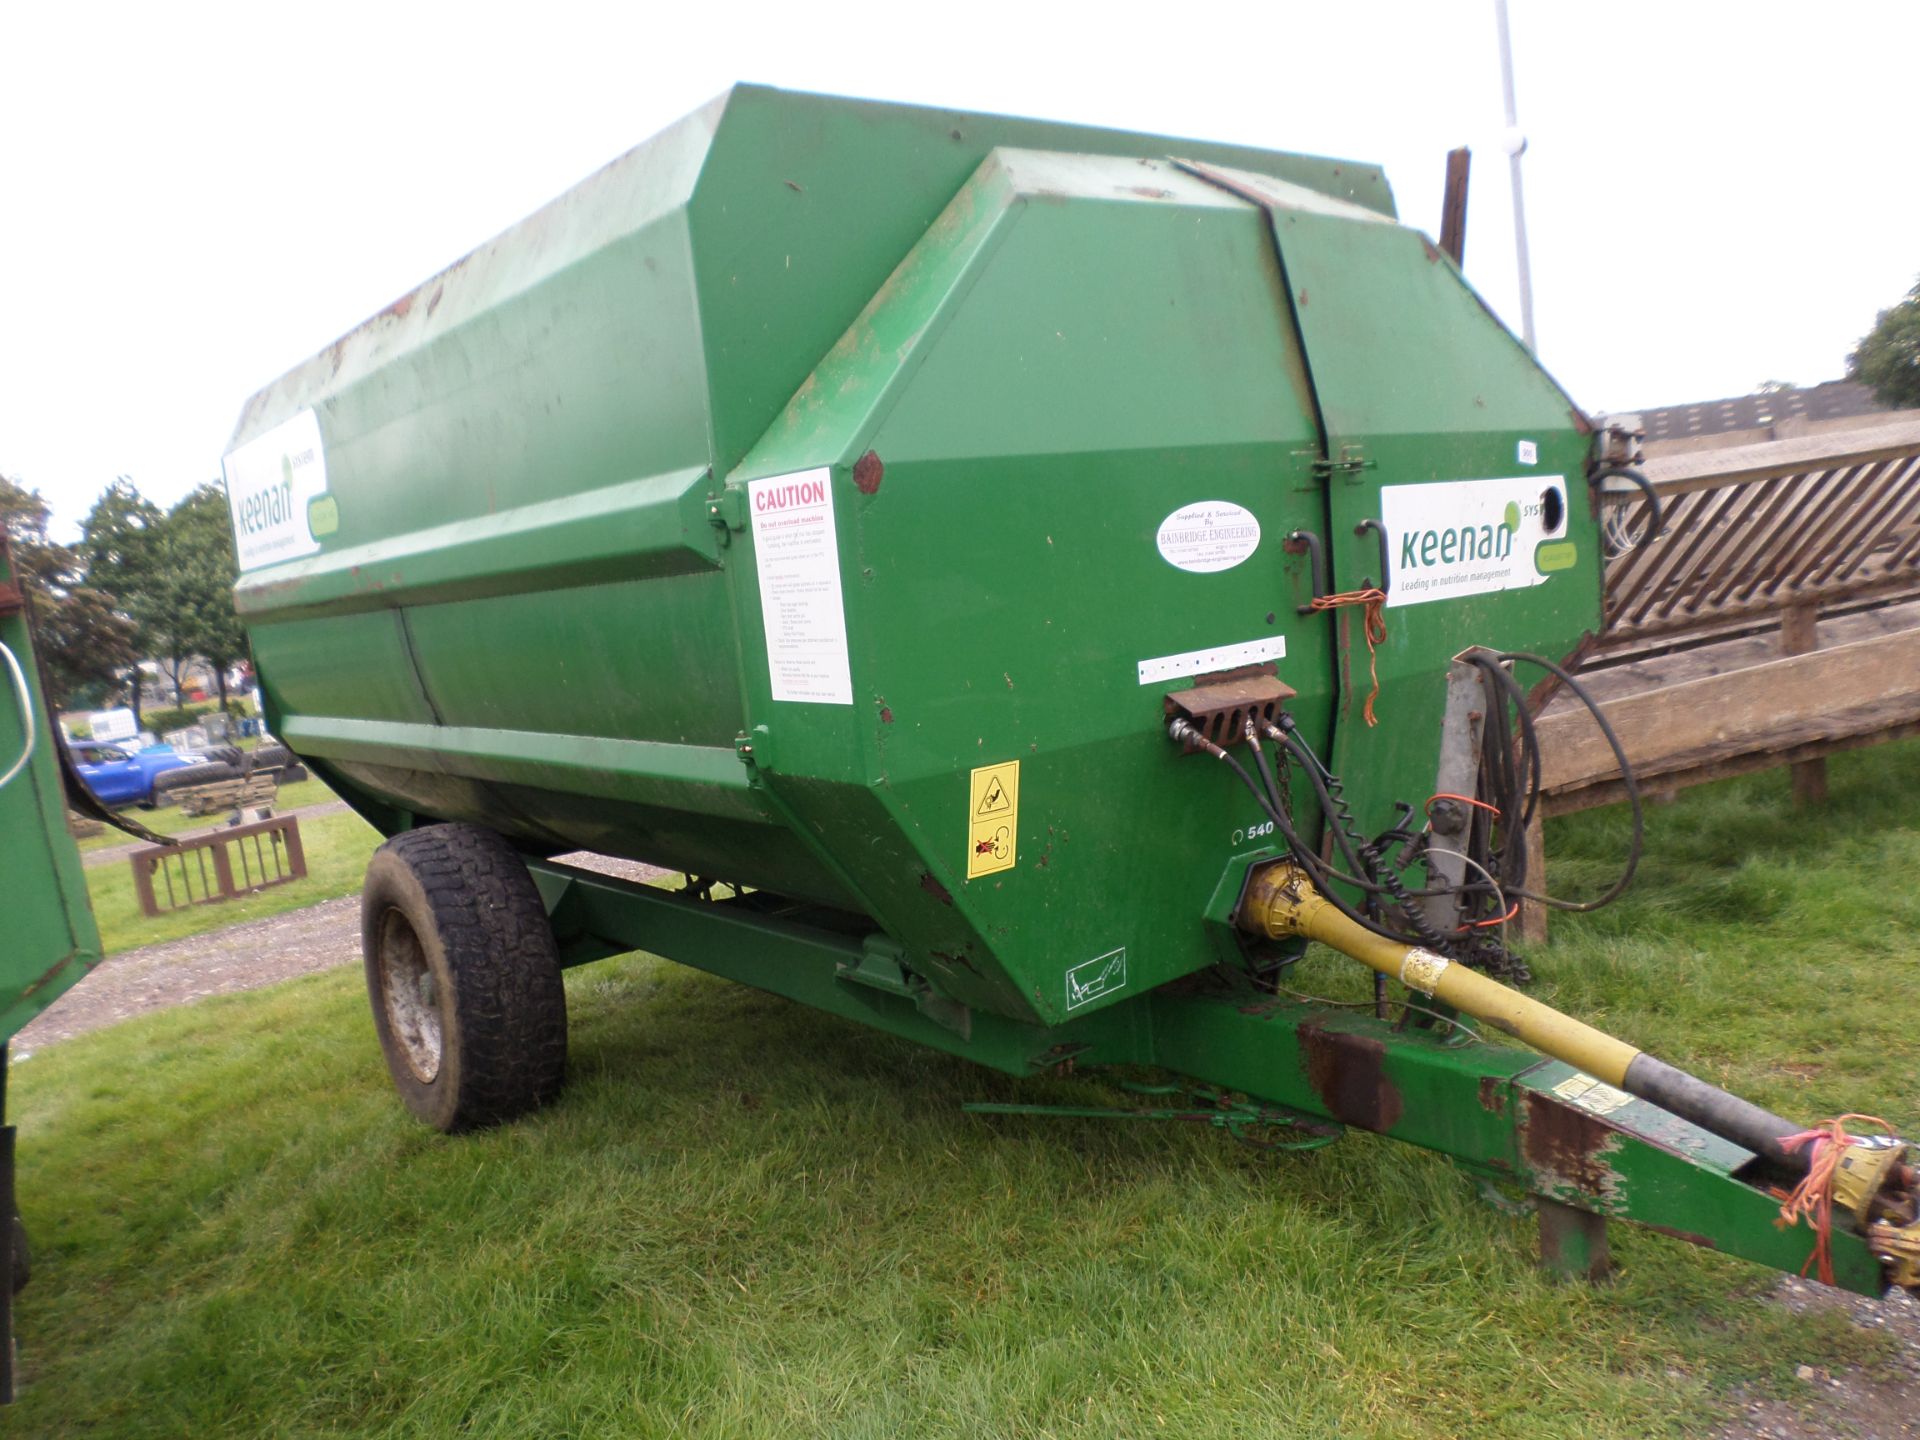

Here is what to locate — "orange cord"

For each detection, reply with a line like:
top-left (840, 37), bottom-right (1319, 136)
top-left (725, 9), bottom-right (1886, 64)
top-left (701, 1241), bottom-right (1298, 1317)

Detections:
top-left (1777, 1114), bottom-right (1896, 1286)
top-left (1426, 792), bottom-right (1501, 819)
top-left (1458, 902), bottom-right (1520, 932)
top-left (1310, 588), bottom-right (1388, 726)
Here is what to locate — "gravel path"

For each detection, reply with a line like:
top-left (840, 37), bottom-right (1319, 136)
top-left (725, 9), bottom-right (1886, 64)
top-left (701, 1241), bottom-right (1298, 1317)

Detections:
top-left (12, 895), bottom-right (363, 1052)
top-left (15, 851), bottom-right (665, 1054)
top-left (1714, 1277), bottom-right (1920, 1439)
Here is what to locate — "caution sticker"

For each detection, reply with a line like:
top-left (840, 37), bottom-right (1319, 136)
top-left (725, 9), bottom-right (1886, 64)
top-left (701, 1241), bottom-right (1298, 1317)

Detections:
top-left (967, 760), bottom-right (1019, 879)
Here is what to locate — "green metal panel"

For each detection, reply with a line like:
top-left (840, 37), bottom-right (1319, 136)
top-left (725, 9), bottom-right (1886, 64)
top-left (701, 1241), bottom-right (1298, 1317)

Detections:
top-left (228, 89), bottom-right (1390, 1023)
top-left (686, 87), bottom-right (1392, 480)
top-left (0, 537), bottom-right (103, 1044)
top-left (1200, 166), bottom-right (1603, 842)
top-left (728, 149), bottom-right (1330, 1022)
top-left (226, 87), bottom-right (1596, 1026)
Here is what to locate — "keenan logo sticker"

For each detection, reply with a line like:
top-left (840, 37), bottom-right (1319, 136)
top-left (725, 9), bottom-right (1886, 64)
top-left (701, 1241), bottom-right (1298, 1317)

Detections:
top-left (1380, 476), bottom-right (1569, 609)
top-left (222, 409), bottom-right (333, 572)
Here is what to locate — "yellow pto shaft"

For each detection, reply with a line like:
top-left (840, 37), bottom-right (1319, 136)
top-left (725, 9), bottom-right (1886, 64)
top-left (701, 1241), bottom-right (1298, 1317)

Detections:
top-left (1238, 862), bottom-right (1920, 1289)
top-left (1238, 863), bottom-right (1640, 1086)
top-left (1236, 862), bottom-right (1822, 1178)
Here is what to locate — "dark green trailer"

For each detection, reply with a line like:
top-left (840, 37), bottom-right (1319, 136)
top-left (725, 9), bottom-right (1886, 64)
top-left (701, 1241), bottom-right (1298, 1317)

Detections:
top-left (224, 86), bottom-right (1920, 1295)
top-left (0, 528), bottom-right (109, 1401)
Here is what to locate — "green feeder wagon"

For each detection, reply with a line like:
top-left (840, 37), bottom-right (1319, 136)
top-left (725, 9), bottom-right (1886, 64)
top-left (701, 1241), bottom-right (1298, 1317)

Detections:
top-left (223, 85), bottom-right (1920, 1294)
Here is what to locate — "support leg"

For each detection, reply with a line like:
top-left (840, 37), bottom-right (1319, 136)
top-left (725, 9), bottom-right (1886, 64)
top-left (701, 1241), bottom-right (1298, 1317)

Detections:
top-left (1781, 604), bottom-right (1828, 806)
top-left (1538, 1200), bottom-right (1610, 1282)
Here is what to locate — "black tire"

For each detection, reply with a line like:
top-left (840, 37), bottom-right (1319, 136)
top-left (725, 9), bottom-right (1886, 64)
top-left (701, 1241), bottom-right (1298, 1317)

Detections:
top-left (151, 760), bottom-right (239, 800)
top-left (246, 743), bottom-right (294, 774)
top-left (281, 762), bottom-right (309, 784)
top-left (206, 744), bottom-right (244, 770)
top-left (360, 824), bottom-right (567, 1133)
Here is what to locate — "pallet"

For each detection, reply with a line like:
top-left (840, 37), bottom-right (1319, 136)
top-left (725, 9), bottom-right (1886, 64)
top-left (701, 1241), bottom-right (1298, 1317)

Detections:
top-left (173, 771), bottom-right (280, 819)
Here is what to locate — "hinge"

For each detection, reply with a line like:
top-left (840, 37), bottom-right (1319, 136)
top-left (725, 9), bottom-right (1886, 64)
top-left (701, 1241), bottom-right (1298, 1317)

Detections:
top-left (707, 489), bottom-right (748, 541)
top-left (1311, 445), bottom-right (1375, 480)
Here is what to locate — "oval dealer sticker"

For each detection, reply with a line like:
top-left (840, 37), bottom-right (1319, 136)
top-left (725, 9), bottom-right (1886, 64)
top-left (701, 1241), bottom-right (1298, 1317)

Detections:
top-left (1155, 500), bottom-right (1262, 574)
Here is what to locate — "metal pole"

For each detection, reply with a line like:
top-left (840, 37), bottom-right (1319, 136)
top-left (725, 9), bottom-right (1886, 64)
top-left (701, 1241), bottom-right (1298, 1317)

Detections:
top-left (1493, 0), bottom-right (1537, 352)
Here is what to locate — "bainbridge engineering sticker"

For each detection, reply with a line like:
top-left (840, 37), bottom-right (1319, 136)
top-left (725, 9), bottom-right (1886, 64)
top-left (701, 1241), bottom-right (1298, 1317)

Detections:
top-left (1380, 475), bottom-right (1570, 608)
top-left (1155, 500), bottom-right (1261, 574)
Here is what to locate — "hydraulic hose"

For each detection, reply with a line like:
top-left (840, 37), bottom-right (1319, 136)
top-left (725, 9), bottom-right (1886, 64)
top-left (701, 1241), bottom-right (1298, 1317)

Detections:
top-left (1590, 465), bottom-right (1665, 543)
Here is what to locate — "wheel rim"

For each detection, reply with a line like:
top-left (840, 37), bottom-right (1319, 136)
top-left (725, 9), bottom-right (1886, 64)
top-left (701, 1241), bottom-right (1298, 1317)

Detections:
top-left (378, 908), bottom-right (443, 1083)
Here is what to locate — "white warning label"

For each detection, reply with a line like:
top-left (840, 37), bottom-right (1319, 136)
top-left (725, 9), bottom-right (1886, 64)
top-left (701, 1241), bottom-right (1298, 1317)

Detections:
top-left (749, 468), bottom-right (854, 705)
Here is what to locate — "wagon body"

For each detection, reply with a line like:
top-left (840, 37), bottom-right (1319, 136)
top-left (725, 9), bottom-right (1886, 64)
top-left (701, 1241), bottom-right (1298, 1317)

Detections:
top-left (228, 85), bottom-right (1597, 1029)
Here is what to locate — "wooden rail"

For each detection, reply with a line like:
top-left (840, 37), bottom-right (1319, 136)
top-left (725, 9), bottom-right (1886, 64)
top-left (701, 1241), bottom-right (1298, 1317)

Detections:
top-left (1540, 628), bottom-right (1920, 810)
top-left (1596, 419), bottom-right (1920, 654)
top-left (1521, 419), bottom-right (1920, 942)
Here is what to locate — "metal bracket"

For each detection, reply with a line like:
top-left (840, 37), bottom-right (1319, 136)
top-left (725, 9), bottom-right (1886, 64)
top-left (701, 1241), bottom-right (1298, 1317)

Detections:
top-left (1420, 653), bottom-right (1493, 934)
top-left (1312, 446), bottom-right (1374, 480)
top-left (837, 935), bottom-right (972, 1039)
top-left (706, 488), bottom-right (748, 542)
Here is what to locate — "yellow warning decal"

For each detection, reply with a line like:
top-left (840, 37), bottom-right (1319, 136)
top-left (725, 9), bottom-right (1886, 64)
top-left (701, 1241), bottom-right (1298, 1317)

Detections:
top-left (967, 760), bottom-right (1020, 879)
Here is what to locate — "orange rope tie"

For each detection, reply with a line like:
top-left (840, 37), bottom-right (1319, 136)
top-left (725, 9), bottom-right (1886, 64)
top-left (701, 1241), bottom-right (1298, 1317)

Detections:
top-left (1309, 587), bottom-right (1388, 727)
top-left (1776, 1113), bottom-right (1896, 1286)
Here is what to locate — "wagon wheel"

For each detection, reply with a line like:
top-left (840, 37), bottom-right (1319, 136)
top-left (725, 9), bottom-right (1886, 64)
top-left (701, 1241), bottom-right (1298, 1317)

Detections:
top-left (361, 824), bottom-right (568, 1132)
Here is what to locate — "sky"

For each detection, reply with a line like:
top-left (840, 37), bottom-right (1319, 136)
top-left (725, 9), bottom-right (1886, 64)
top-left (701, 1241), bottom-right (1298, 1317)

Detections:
top-left (3, 0), bottom-right (1916, 536)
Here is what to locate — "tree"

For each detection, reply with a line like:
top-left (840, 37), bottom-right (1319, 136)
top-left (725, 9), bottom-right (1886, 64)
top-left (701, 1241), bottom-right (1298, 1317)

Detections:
top-left (0, 475), bottom-right (137, 709)
top-left (164, 482), bottom-right (248, 712)
top-left (1848, 276), bottom-right (1920, 410)
top-left (79, 477), bottom-right (165, 728)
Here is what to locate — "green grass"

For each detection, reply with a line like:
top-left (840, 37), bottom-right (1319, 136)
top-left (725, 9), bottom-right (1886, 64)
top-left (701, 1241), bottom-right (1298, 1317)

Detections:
top-left (84, 807), bottom-right (381, 954)
top-left (12, 741), bottom-right (1920, 1436)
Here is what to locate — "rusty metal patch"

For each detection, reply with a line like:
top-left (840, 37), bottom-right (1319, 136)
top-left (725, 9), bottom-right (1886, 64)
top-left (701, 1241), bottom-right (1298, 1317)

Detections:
top-left (853, 450), bottom-right (885, 495)
top-left (1522, 1090), bottom-right (1624, 1201)
top-left (1298, 1021), bottom-right (1403, 1133)
top-left (1478, 1074), bottom-right (1508, 1115)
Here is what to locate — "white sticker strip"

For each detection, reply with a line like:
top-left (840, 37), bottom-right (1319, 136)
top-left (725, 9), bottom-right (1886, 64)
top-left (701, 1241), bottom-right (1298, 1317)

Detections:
top-left (749, 468), bottom-right (854, 705)
top-left (1137, 636), bottom-right (1285, 686)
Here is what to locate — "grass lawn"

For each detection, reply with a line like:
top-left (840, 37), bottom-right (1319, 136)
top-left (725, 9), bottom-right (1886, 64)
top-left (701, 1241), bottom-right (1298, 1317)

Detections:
top-left (10, 740), bottom-right (1920, 1436)
top-left (84, 801), bottom-right (381, 954)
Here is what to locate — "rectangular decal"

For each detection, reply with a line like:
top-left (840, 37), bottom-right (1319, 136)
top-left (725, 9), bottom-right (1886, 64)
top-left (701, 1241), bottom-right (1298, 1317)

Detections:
top-left (1137, 635), bottom-right (1285, 686)
top-left (967, 760), bottom-right (1020, 879)
top-left (1380, 475), bottom-right (1570, 608)
top-left (1551, 1072), bottom-right (1633, 1116)
top-left (749, 468), bottom-right (854, 705)
top-left (1066, 948), bottom-right (1127, 1011)
top-left (222, 409), bottom-right (331, 572)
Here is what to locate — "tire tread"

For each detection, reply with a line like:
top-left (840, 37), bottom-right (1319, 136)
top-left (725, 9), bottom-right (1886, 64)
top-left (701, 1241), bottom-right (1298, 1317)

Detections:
top-left (362, 824), bottom-right (567, 1131)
